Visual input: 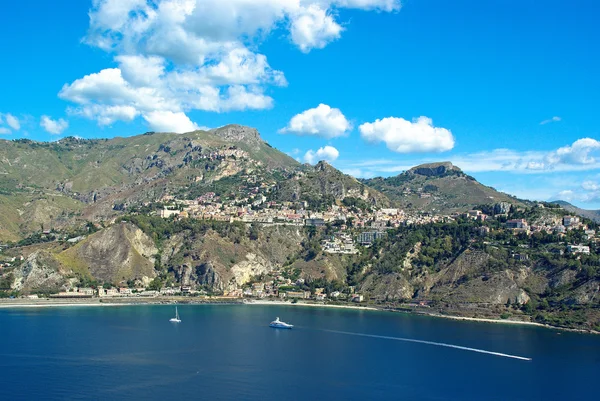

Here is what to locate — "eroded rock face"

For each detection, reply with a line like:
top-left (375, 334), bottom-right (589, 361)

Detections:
top-left (360, 273), bottom-right (413, 300)
top-left (210, 125), bottom-right (263, 150)
top-left (62, 222), bottom-right (157, 283)
top-left (567, 280), bottom-right (600, 304)
top-left (550, 269), bottom-right (578, 288)
top-left (13, 251), bottom-right (65, 293)
top-left (229, 253), bottom-right (272, 290)
top-left (194, 262), bottom-right (223, 289)
top-left (408, 162), bottom-right (459, 177)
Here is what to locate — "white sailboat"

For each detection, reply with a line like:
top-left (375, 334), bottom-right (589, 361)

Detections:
top-left (169, 306), bottom-right (181, 323)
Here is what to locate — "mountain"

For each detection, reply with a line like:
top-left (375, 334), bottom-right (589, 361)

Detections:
top-left (362, 162), bottom-right (526, 213)
top-left (0, 125), bottom-right (299, 241)
top-left (0, 130), bottom-right (535, 242)
top-left (1, 130), bottom-right (600, 331)
top-left (549, 200), bottom-right (600, 223)
top-left (272, 161), bottom-right (391, 209)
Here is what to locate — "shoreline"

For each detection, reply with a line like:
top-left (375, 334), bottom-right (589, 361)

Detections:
top-left (0, 297), bottom-right (597, 334)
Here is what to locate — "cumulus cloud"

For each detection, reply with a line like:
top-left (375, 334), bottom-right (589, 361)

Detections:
top-left (290, 5), bottom-right (343, 53)
top-left (280, 104), bottom-right (351, 138)
top-left (540, 116), bottom-right (561, 125)
top-left (359, 116), bottom-right (455, 153)
top-left (582, 181), bottom-right (600, 191)
top-left (546, 138), bottom-right (600, 166)
top-left (143, 110), bottom-right (199, 133)
top-left (40, 116), bottom-right (69, 135)
top-left (4, 113), bottom-right (20, 130)
top-left (71, 104), bottom-right (139, 126)
top-left (59, 0), bottom-right (400, 131)
top-left (0, 113), bottom-right (22, 134)
top-left (304, 145), bottom-right (340, 164)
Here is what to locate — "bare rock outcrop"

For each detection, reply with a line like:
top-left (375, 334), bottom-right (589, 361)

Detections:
top-left (59, 222), bottom-right (157, 283)
top-left (13, 251), bottom-right (65, 293)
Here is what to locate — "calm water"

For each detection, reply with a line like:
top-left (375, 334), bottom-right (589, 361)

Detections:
top-left (0, 305), bottom-right (599, 400)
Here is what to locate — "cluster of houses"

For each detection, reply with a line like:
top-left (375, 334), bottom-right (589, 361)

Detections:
top-left (47, 280), bottom-right (367, 303)
top-left (235, 280), bottom-right (364, 302)
top-left (466, 210), bottom-right (596, 255)
top-left (157, 189), bottom-right (459, 229)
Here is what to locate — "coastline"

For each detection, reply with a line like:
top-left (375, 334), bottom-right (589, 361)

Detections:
top-left (246, 300), bottom-right (547, 327)
top-left (0, 297), bottom-right (596, 334)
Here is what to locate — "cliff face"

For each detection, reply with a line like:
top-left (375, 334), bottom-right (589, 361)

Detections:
top-left (58, 222), bottom-right (158, 283)
top-left (2, 214), bottom-right (599, 330)
top-left (165, 225), bottom-right (305, 291)
top-left (13, 251), bottom-right (66, 293)
top-left (407, 162), bottom-right (459, 177)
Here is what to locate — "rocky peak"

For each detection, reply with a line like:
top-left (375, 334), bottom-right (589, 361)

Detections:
top-left (407, 162), bottom-right (462, 177)
top-left (314, 160), bottom-right (334, 172)
top-left (210, 125), bottom-right (263, 149)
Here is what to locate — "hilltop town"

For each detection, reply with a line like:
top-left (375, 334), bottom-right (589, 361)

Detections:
top-left (0, 127), bottom-right (599, 331)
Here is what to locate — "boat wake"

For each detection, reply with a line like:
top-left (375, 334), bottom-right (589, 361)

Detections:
top-left (320, 329), bottom-right (532, 361)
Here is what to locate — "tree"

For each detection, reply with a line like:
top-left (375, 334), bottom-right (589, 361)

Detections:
top-left (249, 223), bottom-right (259, 241)
top-left (147, 277), bottom-right (163, 291)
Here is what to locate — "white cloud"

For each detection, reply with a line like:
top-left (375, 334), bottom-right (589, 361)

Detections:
top-left (336, 138), bottom-right (600, 179)
top-left (40, 116), bottom-right (69, 135)
top-left (582, 181), bottom-right (600, 191)
top-left (4, 113), bottom-right (20, 130)
top-left (143, 110), bottom-right (199, 133)
top-left (540, 116), bottom-right (561, 125)
top-left (71, 104), bottom-right (140, 126)
top-left (0, 127), bottom-right (11, 135)
top-left (552, 180), bottom-right (600, 205)
top-left (555, 190), bottom-right (575, 201)
top-left (115, 55), bottom-right (165, 87)
top-left (341, 168), bottom-right (376, 178)
top-left (546, 138), bottom-right (600, 166)
top-left (334, 0), bottom-right (401, 11)
top-left (304, 145), bottom-right (340, 164)
top-left (60, 0), bottom-right (399, 128)
top-left (280, 104), bottom-right (351, 138)
top-left (290, 5), bottom-right (343, 53)
top-left (359, 116), bottom-right (455, 153)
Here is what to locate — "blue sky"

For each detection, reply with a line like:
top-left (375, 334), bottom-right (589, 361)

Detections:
top-left (1, 0), bottom-right (600, 207)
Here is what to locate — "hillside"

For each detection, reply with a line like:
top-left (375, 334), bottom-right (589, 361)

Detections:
top-left (362, 162), bottom-right (526, 213)
top-left (0, 130), bottom-right (539, 242)
top-left (550, 200), bottom-right (600, 223)
top-left (0, 125), bottom-right (299, 241)
top-left (272, 161), bottom-right (390, 209)
top-left (2, 204), bottom-right (599, 331)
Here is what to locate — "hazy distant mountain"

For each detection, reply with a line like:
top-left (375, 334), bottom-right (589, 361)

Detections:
top-left (550, 200), bottom-right (600, 223)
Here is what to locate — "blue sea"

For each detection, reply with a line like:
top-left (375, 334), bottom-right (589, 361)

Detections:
top-left (1, 304), bottom-right (599, 400)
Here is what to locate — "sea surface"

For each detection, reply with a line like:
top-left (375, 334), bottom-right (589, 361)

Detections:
top-left (0, 304), bottom-right (599, 400)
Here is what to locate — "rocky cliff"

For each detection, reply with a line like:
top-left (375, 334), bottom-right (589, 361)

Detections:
top-left (57, 222), bottom-right (157, 283)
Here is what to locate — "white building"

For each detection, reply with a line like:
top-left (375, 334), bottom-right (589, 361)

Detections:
top-left (567, 245), bottom-right (590, 254)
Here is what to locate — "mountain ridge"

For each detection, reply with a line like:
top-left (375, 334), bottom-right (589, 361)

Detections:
top-left (361, 161), bottom-right (526, 213)
top-left (549, 200), bottom-right (600, 222)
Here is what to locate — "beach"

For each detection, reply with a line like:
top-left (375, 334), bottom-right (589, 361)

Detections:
top-left (0, 296), bottom-right (569, 331)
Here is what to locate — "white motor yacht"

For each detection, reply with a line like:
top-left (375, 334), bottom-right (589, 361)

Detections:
top-left (269, 317), bottom-right (293, 329)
